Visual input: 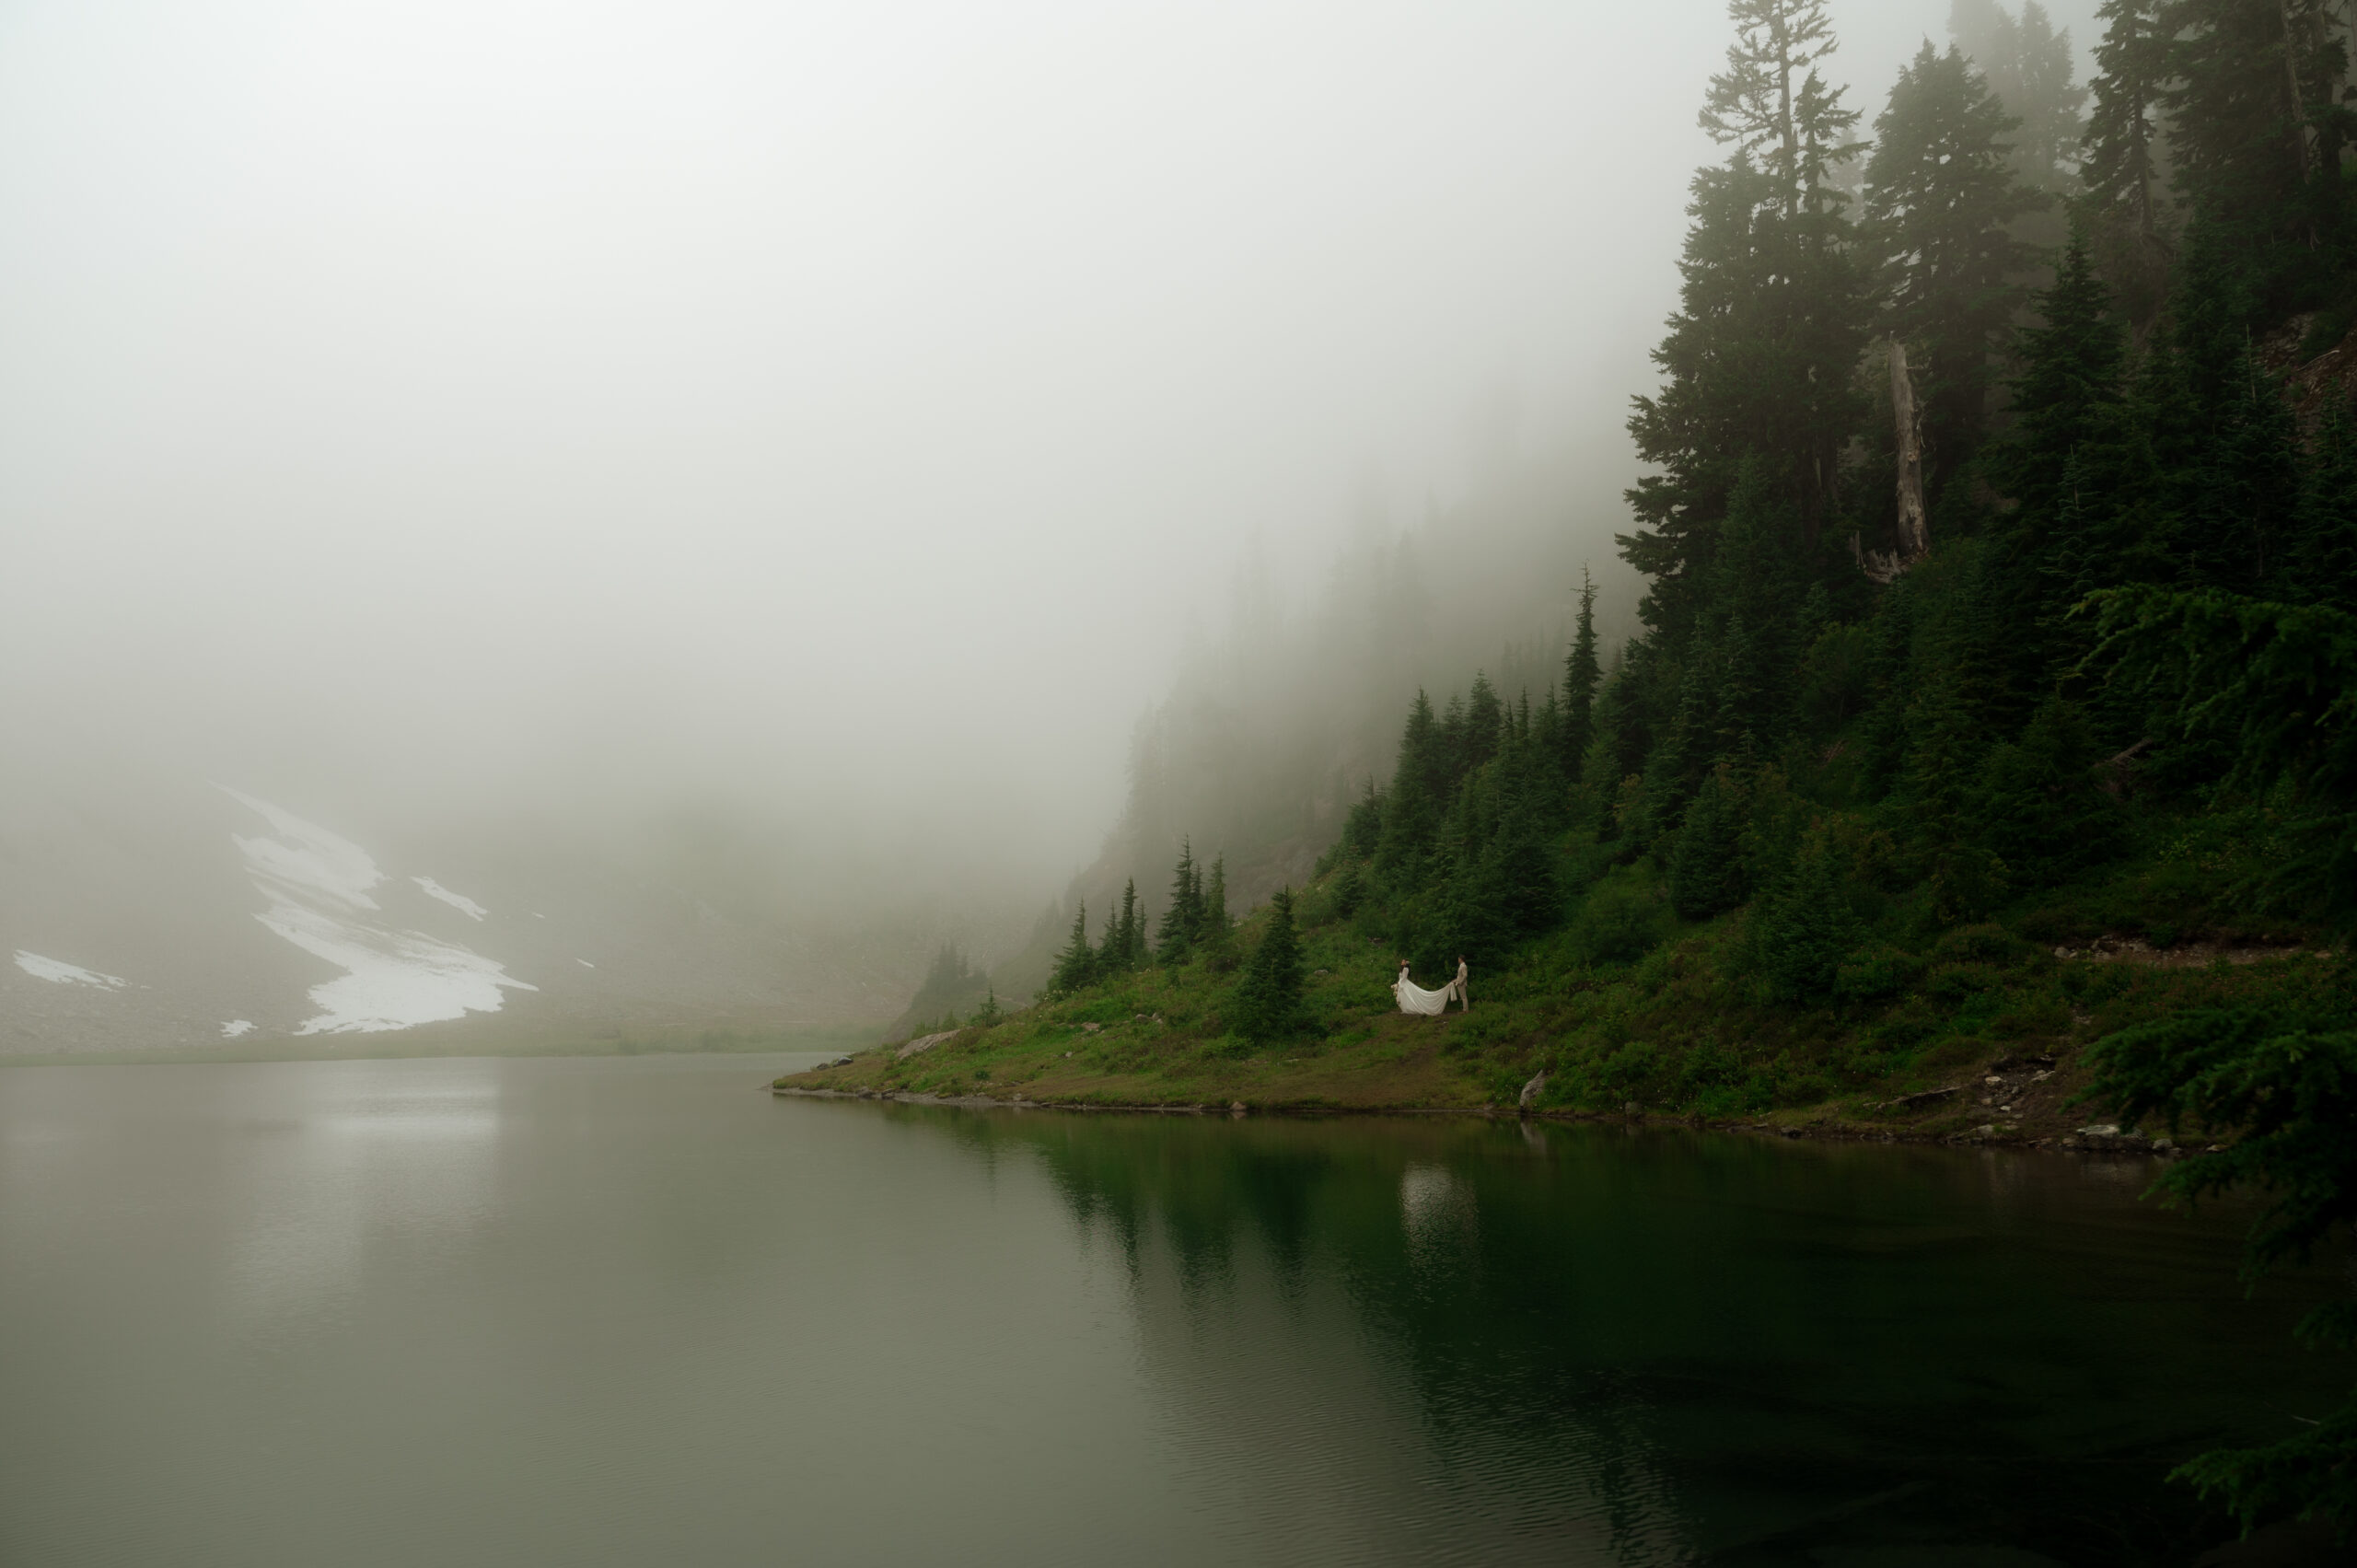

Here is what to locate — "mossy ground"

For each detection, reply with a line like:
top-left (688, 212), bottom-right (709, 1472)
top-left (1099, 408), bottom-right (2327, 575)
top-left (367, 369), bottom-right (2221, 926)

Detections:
top-left (779, 833), bottom-right (2341, 1141)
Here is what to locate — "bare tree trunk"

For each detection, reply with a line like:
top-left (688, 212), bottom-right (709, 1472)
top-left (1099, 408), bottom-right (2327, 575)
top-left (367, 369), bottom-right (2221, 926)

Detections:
top-left (1890, 337), bottom-right (1929, 561)
top-left (1859, 337), bottom-right (1931, 585)
top-left (2282, 0), bottom-right (2318, 182)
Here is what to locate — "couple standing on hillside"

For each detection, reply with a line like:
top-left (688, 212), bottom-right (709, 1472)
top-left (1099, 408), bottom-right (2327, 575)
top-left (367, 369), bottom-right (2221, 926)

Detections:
top-left (1393, 956), bottom-right (1469, 1016)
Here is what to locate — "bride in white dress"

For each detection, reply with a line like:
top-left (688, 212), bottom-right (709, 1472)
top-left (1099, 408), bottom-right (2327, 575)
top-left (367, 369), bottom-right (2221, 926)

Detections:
top-left (1392, 960), bottom-right (1457, 1016)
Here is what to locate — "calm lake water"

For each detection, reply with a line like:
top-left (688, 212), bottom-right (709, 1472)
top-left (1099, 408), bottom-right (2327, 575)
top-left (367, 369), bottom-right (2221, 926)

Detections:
top-left (0, 1052), bottom-right (2340, 1566)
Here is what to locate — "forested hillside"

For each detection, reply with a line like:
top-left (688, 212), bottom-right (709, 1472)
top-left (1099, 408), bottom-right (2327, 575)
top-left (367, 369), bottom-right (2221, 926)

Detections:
top-left (978, 0), bottom-right (2355, 996)
top-left (823, 0), bottom-right (2357, 1527)
top-left (978, 442), bottom-right (1644, 1005)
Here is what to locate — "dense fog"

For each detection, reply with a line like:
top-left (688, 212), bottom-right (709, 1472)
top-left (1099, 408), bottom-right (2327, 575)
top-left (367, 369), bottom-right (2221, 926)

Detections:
top-left (0, 0), bottom-right (2097, 1038)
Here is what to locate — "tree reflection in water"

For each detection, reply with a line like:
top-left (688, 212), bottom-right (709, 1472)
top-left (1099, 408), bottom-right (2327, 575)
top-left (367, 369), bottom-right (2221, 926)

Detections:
top-left (902, 1107), bottom-right (2338, 1567)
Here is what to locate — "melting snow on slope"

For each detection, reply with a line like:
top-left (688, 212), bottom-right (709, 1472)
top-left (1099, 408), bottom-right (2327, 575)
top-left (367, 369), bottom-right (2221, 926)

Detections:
top-left (14, 951), bottom-right (130, 989)
top-left (412, 877), bottom-right (488, 920)
top-left (221, 789), bottom-right (536, 1034)
top-left (219, 788), bottom-right (383, 912)
top-left (222, 1020), bottom-right (255, 1038)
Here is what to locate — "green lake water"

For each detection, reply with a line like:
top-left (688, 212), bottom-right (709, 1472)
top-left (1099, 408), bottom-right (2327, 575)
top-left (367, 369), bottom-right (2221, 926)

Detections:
top-left (0, 1051), bottom-right (2341, 1565)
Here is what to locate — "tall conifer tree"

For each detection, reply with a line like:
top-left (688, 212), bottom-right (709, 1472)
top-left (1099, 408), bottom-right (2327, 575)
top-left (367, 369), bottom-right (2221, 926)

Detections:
top-left (1864, 43), bottom-right (2048, 498)
top-left (1377, 691), bottom-right (1446, 880)
top-left (1626, 0), bottom-right (1868, 610)
top-left (2163, 0), bottom-right (2345, 256)
top-left (1998, 226), bottom-right (2130, 579)
top-left (1562, 568), bottom-right (1603, 775)
top-left (1202, 857), bottom-right (1231, 941)
top-left (2081, 0), bottom-right (2173, 323)
top-left (1109, 878), bottom-right (1145, 973)
top-left (1050, 903), bottom-right (1096, 996)
top-left (1699, 0), bottom-right (1860, 216)
top-left (1949, 0), bottom-right (2088, 205)
top-left (1156, 841), bottom-right (1203, 962)
top-left (1463, 675), bottom-right (1504, 778)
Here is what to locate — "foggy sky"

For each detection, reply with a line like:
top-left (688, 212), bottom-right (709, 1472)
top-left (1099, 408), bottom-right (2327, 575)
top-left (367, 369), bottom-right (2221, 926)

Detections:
top-left (0, 0), bottom-right (2097, 908)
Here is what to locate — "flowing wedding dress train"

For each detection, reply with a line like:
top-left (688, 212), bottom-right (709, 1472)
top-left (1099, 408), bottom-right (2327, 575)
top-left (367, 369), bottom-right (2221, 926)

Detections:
top-left (1393, 968), bottom-right (1457, 1016)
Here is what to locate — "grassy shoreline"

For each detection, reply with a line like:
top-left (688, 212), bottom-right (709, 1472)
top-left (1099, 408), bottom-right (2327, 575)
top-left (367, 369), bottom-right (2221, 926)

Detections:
top-left (775, 850), bottom-right (2341, 1151)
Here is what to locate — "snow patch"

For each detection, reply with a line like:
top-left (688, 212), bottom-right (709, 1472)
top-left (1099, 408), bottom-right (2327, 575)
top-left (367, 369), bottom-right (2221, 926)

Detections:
top-left (256, 901), bottom-right (534, 1034)
top-left (218, 787), bottom-right (382, 912)
top-left (221, 790), bottom-right (536, 1034)
top-left (412, 877), bottom-right (487, 921)
top-left (575, 958), bottom-right (596, 968)
top-left (14, 951), bottom-right (129, 989)
top-left (221, 1019), bottom-right (255, 1038)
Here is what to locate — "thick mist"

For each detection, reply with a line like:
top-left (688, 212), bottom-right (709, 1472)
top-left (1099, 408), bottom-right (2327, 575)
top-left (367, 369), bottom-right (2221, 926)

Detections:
top-left (0, 0), bottom-right (2098, 1037)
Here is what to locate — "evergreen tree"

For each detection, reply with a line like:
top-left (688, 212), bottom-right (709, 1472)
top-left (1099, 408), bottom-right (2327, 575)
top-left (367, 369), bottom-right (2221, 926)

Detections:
top-left (2163, 0), bottom-right (2345, 262)
top-left (2086, 988), bottom-right (2357, 1535)
top-left (1699, 0), bottom-right (1862, 216)
top-left (2080, 582), bottom-right (2357, 1524)
top-left (1910, 665), bottom-right (2016, 925)
top-left (1645, 458), bottom-right (1803, 831)
top-left (1864, 42), bottom-right (2049, 498)
top-left (1330, 857), bottom-right (1367, 918)
top-left (2146, 218), bottom-right (2303, 598)
top-left (1625, 152), bottom-right (1871, 608)
top-left (2081, 0), bottom-right (2173, 324)
top-left (1970, 696), bottom-right (2126, 883)
top-left (1049, 902), bottom-right (1096, 997)
top-left (1562, 567), bottom-right (1604, 773)
top-left (1992, 226), bottom-right (2134, 671)
top-left (1376, 691), bottom-right (1446, 881)
top-left (1340, 780), bottom-right (1384, 860)
top-left (1108, 878), bottom-right (1145, 973)
top-left (1671, 763), bottom-right (1750, 919)
top-left (1156, 840), bottom-right (1203, 962)
top-left (2000, 226), bottom-right (2130, 528)
top-left (1492, 724), bottom-right (1571, 907)
top-left (971, 985), bottom-right (1004, 1028)
top-left (2167, 215), bottom-right (2257, 415)
top-left (1202, 856), bottom-right (1232, 941)
top-left (1462, 674), bottom-right (1504, 779)
top-left (1229, 887), bottom-right (1306, 1043)
top-left (1751, 820), bottom-right (1864, 998)
top-left (1949, 0), bottom-right (2088, 206)
top-left (1627, 0), bottom-right (1870, 583)
top-left (894, 944), bottom-right (987, 1036)
top-left (2291, 401), bottom-right (2357, 613)
top-left (2205, 355), bottom-right (2304, 597)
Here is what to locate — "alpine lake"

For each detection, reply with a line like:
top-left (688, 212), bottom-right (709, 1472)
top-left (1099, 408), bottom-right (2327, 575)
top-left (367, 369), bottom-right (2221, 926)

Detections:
top-left (0, 1051), bottom-right (2341, 1566)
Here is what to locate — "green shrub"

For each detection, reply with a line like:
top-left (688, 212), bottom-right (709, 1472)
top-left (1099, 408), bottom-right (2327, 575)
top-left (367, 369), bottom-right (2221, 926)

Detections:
top-left (1927, 962), bottom-right (2003, 1003)
top-left (1837, 944), bottom-right (1920, 999)
top-left (1230, 889), bottom-right (1307, 1042)
top-left (1573, 878), bottom-right (1666, 964)
top-left (1932, 923), bottom-right (2036, 968)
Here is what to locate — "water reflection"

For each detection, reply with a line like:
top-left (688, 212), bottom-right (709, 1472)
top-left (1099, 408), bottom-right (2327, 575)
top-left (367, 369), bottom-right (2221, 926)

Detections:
top-left (226, 1064), bottom-right (505, 1326)
top-left (913, 1108), bottom-right (2338, 1566)
top-left (0, 1060), bottom-right (2339, 1568)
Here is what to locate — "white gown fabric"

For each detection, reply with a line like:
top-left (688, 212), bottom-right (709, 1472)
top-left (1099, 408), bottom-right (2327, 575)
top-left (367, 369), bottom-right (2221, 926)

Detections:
top-left (1393, 970), bottom-right (1457, 1016)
